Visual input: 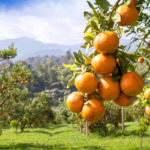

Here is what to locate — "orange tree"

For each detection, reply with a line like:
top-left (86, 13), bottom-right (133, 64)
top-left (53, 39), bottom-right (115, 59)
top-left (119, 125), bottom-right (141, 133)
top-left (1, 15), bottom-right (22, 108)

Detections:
top-left (65, 0), bottom-right (150, 131)
top-left (0, 64), bottom-right (34, 131)
top-left (0, 43), bottom-right (17, 61)
top-left (0, 64), bottom-right (34, 106)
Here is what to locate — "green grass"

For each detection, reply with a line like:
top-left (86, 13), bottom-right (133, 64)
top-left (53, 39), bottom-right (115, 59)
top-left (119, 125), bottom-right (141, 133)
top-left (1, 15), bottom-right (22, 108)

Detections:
top-left (0, 122), bottom-right (150, 150)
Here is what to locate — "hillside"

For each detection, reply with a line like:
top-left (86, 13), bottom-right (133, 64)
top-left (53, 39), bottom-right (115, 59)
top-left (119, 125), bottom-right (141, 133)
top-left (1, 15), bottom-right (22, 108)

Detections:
top-left (0, 37), bottom-right (81, 60)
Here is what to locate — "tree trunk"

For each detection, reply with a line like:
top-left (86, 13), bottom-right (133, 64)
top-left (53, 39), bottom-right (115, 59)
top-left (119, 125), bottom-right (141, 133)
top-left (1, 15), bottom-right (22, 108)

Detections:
top-left (20, 126), bottom-right (24, 132)
top-left (80, 127), bottom-right (83, 133)
top-left (140, 136), bottom-right (143, 150)
top-left (137, 118), bottom-right (139, 126)
top-left (121, 107), bottom-right (124, 131)
top-left (20, 122), bottom-right (26, 132)
top-left (85, 121), bottom-right (88, 137)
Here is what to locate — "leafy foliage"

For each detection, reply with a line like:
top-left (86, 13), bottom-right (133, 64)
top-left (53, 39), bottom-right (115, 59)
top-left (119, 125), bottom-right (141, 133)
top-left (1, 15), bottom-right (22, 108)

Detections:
top-left (0, 43), bottom-right (17, 61)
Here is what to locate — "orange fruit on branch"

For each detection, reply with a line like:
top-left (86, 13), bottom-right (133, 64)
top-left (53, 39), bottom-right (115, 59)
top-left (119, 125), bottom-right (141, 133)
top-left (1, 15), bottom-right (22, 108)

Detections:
top-left (81, 99), bottom-right (105, 122)
top-left (129, 0), bottom-right (137, 7)
top-left (1, 85), bottom-right (5, 90)
top-left (144, 89), bottom-right (150, 100)
top-left (145, 106), bottom-right (150, 116)
top-left (94, 31), bottom-right (119, 54)
top-left (138, 57), bottom-right (144, 63)
top-left (67, 92), bottom-right (84, 113)
top-left (98, 77), bottom-right (120, 100)
top-left (75, 72), bottom-right (98, 94)
top-left (91, 54), bottom-right (116, 75)
top-left (116, 5), bottom-right (138, 26)
top-left (120, 72), bottom-right (144, 96)
top-left (114, 92), bottom-right (136, 106)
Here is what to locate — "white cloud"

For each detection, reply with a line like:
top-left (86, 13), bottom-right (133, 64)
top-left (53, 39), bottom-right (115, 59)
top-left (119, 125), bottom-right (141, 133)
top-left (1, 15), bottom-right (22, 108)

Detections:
top-left (0, 0), bottom-right (89, 45)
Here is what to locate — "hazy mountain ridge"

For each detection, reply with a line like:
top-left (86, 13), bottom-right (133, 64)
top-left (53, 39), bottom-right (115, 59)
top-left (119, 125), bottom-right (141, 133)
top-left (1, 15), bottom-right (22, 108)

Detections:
top-left (0, 37), bottom-right (136, 61)
top-left (0, 37), bottom-right (81, 60)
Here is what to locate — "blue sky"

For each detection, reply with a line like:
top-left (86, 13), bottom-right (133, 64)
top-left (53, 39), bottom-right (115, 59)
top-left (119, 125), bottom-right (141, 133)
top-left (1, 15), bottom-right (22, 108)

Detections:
top-left (0, 0), bottom-right (115, 45)
top-left (0, 0), bottom-right (29, 8)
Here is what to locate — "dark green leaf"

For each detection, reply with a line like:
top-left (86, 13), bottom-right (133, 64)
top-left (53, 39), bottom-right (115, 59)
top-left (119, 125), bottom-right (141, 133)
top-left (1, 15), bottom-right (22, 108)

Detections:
top-left (95, 0), bottom-right (110, 12)
top-left (84, 11), bottom-right (93, 20)
top-left (91, 21), bottom-right (99, 31)
top-left (87, 1), bottom-right (98, 17)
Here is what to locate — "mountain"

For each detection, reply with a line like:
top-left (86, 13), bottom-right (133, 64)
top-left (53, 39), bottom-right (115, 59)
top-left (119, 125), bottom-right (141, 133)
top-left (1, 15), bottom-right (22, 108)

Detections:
top-left (0, 37), bottom-right (137, 61)
top-left (0, 37), bottom-right (81, 60)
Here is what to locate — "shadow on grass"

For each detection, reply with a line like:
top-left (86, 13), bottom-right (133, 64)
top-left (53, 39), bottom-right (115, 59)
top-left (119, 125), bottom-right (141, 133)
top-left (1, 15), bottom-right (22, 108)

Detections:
top-left (19, 129), bottom-right (70, 136)
top-left (0, 144), bottom-right (64, 150)
top-left (81, 146), bottom-right (105, 150)
top-left (0, 144), bottom-right (106, 150)
top-left (53, 130), bottom-right (71, 135)
top-left (49, 124), bottom-right (66, 130)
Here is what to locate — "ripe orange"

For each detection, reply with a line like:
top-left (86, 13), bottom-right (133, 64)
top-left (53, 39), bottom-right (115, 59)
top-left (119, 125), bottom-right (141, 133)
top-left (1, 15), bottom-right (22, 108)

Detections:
top-left (31, 79), bottom-right (34, 83)
top-left (1, 85), bottom-right (5, 90)
top-left (67, 92), bottom-right (84, 113)
top-left (94, 31), bottom-right (119, 54)
top-left (25, 80), bottom-right (28, 84)
top-left (120, 72), bottom-right (144, 96)
top-left (129, 0), bottom-right (137, 7)
top-left (91, 54), bottom-right (116, 75)
top-left (144, 89), bottom-right (150, 100)
top-left (114, 92), bottom-right (136, 106)
top-left (98, 77), bottom-right (120, 100)
top-left (75, 72), bottom-right (98, 94)
top-left (116, 5), bottom-right (138, 26)
top-left (81, 99), bottom-right (105, 122)
top-left (145, 106), bottom-right (150, 116)
top-left (138, 57), bottom-right (144, 63)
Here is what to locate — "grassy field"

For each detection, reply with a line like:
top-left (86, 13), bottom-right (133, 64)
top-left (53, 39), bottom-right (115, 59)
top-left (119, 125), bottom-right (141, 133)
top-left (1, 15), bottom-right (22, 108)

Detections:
top-left (0, 122), bottom-right (150, 150)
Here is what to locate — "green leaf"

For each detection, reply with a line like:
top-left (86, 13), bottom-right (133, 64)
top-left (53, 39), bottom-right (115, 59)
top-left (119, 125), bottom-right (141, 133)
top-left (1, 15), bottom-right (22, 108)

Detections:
top-left (85, 31), bottom-right (93, 37)
top-left (78, 50), bottom-right (84, 61)
top-left (95, 0), bottom-right (110, 12)
top-left (73, 52), bottom-right (84, 64)
top-left (112, 12), bottom-right (121, 23)
top-left (67, 76), bottom-right (75, 88)
top-left (63, 64), bottom-right (76, 71)
top-left (87, 1), bottom-right (97, 17)
top-left (91, 21), bottom-right (99, 31)
top-left (84, 25), bottom-right (91, 33)
top-left (84, 11), bottom-right (93, 20)
top-left (83, 36), bottom-right (93, 42)
top-left (87, 1), bottom-right (95, 10)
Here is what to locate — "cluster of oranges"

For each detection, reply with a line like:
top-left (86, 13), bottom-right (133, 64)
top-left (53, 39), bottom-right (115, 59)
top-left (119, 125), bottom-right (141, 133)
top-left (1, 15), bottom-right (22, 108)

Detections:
top-left (67, 0), bottom-right (145, 123)
top-left (144, 89), bottom-right (150, 116)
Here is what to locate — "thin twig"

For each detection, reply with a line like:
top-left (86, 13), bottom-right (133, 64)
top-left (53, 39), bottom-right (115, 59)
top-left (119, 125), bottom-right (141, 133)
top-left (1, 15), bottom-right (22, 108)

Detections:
top-left (0, 97), bottom-right (8, 106)
top-left (108, 0), bottom-right (121, 24)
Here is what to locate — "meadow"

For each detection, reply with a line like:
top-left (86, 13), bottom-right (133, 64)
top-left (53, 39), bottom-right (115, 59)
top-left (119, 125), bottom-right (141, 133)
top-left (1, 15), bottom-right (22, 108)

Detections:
top-left (0, 122), bottom-right (150, 150)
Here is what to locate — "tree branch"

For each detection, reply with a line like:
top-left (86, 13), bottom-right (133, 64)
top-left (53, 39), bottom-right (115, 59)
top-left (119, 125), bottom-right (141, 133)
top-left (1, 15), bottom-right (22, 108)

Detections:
top-left (108, 0), bottom-right (121, 24)
top-left (0, 97), bottom-right (8, 106)
top-left (0, 91), bottom-right (11, 106)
